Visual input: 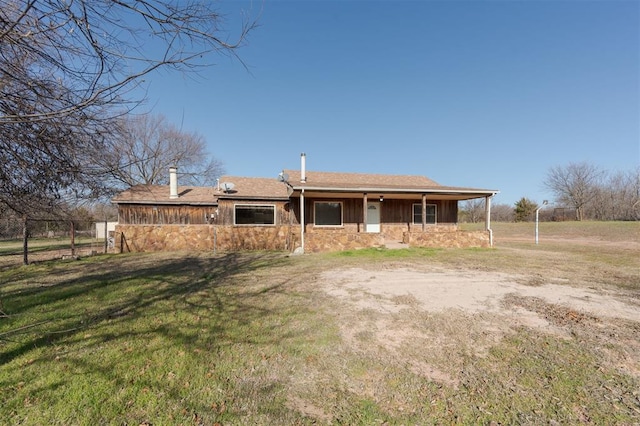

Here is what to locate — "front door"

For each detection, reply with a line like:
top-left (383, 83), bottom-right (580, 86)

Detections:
top-left (366, 202), bottom-right (381, 233)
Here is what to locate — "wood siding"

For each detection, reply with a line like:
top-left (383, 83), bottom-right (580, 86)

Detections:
top-left (118, 198), bottom-right (457, 227)
top-left (119, 201), bottom-right (293, 226)
top-left (216, 200), bottom-right (293, 226)
top-left (297, 197), bottom-right (458, 226)
top-left (118, 204), bottom-right (216, 225)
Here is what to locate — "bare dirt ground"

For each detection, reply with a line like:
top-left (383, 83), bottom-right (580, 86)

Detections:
top-left (314, 259), bottom-right (640, 388)
top-left (322, 267), bottom-right (640, 323)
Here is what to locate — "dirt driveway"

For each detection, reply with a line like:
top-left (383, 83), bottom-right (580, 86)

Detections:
top-left (322, 267), bottom-right (640, 323)
top-left (317, 266), bottom-right (640, 384)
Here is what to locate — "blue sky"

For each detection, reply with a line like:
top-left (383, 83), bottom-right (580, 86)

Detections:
top-left (142, 0), bottom-right (639, 206)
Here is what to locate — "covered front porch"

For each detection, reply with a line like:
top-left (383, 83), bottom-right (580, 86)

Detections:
top-left (290, 189), bottom-right (496, 253)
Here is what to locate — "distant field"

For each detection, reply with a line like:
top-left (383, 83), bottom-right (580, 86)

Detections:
top-left (0, 221), bottom-right (639, 424)
top-left (462, 220), bottom-right (640, 244)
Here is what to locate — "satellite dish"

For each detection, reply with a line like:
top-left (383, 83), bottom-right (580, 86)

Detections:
top-left (220, 182), bottom-right (235, 193)
top-left (277, 171), bottom-right (289, 182)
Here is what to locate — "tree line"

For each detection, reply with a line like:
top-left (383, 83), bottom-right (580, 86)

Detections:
top-left (460, 162), bottom-right (639, 223)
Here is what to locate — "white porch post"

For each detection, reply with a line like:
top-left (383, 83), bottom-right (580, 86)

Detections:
top-left (300, 189), bottom-right (305, 253)
top-left (485, 195), bottom-right (493, 247)
top-left (363, 193), bottom-right (368, 232)
top-left (422, 194), bottom-right (427, 231)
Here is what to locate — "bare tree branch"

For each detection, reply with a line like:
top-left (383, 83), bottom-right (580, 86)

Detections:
top-left (1, 0), bottom-right (257, 123)
top-left (0, 0), bottom-right (253, 219)
top-left (99, 113), bottom-right (225, 188)
top-left (544, 162), bottom-right (605, 221)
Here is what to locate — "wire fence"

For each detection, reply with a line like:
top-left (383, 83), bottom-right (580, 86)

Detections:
top-left (0, 219), bottom-right (116, 268)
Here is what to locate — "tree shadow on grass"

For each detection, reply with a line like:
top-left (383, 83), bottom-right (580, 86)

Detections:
top-left (0, 252), bottom-right (315, 423)
top-left (0, 252), bottom-right (295, 365)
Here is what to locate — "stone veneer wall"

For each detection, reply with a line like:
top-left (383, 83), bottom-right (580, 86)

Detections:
top-left (114, 224), bottom-right (490, 253)
top-left (115, 224), bottom-right (296, 253)
top-left (380, 224), bottom-right (406, 243)
top-left (303, 229), bottom-right (385, 253)
top-left (403, 229), bottom-right (490, 248)
top-left (382, 223), bottom-right (458, 243)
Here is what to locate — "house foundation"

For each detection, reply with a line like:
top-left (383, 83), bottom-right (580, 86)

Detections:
top-left (115, 224), bottom-right (490, 253)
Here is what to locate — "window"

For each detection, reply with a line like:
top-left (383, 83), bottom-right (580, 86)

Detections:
top-left (234, 204), bottom-right (275, 225)
top-left (413, 204), bottom-right (437, 225)
top-left (314, 202), bottom-right (342, 226)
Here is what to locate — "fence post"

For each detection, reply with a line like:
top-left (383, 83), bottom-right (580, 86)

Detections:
top-left (22, 215), bottom-right (28, 265)
top-left (70, 221), bottom-right (75, 256)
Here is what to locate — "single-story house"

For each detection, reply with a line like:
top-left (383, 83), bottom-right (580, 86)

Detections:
top-left (112, 154), bottom-right (499, 253)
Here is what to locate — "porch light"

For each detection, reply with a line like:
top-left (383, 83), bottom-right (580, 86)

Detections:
top-left (379, 195), bottom-right (384, 202)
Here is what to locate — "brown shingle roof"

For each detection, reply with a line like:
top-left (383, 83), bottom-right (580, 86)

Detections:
top-left (284, 170), bottom-right (441, 189)
top-left (282, 170), bottom-right (497, 196)
top-left (112, 172), bottom-right (498, 205)
top-left (112, 185), bottom-right (218, 205)
top-left (216, 176), bottom-right (289, 199)
top-left (112, 176), bottom-right (290, 205)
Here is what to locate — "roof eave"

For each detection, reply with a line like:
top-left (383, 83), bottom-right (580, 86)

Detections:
top-left (290, 185), bottom-right (499, 195)
top-left (112, 200), bottom-right (219, 206)
top-left (217, 196), bottom-right (290, 201)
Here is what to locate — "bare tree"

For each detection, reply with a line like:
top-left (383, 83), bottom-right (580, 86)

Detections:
top-left (587, 167), bottom-right (640, 221)
top-left (607, 168), bottom-right (639, 220)
top-left (491, 203), bottom-right (515, 222)
top-left (629, 167), bottom-right (640, 221)
top-left (460, 199), bottom-right (485, 223)
top-left (0, 100), bottom-right (105, 216)
top-left (1, 0), bottom-right (255, 124)
top-left (102, 113), bottom-right (225, 188)
top-left (1, 0), bottom-right (254, 263)
top-left (544, 162), bottom-right (604, 221)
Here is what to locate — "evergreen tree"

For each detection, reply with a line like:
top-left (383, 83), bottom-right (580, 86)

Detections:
top-left (514, 198), bottom-right (538, 222)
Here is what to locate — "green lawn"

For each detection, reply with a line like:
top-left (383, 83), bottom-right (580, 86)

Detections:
top-left (1, 222), bottom-right (639, 424)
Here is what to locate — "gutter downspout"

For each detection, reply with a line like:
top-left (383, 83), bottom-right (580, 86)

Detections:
top-left (485, 195), bottom-right (493, 247)
top-left (299, 152), bottom-right (307, 252)
top-left (300, 189), bottom-right (305, 253)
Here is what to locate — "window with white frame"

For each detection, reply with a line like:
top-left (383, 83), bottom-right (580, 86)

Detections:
top-left (413, 203), bottom-right (437, 225)
top-left (314, 201), bottom-right (342, 226)
top-left (234, 204), bottom-right (276, 225)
